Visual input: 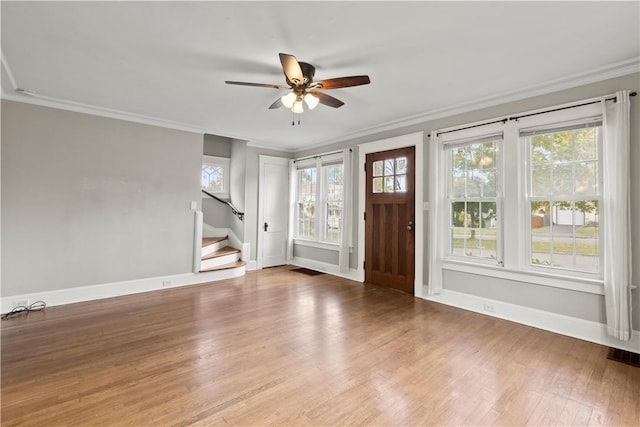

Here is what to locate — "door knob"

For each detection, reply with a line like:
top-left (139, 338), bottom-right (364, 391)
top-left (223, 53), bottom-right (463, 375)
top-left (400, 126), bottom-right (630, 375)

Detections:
top-left (264, 222), bottom-right (269, 232)
top-left (407, 220), bottom-right (413, 231)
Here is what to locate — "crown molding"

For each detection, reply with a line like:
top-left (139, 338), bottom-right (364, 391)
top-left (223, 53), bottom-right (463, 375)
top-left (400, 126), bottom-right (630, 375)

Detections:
top-left (1, 91), bottom-right (207, 135)
top-left (298, 56), bottom-right (640, 151)
top-left (2, 56), bottom-right (638, 148)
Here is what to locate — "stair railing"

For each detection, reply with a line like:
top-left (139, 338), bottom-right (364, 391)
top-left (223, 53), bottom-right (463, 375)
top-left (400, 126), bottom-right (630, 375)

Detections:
top-left (201, 188), bottom-right (244, 221)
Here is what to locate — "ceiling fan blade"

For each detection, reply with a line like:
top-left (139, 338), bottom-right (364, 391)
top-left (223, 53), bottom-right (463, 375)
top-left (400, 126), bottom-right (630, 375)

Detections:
top-left (309, 91), bottom-right (344, 108)
top-left (317, 75), bottom-right (370, 90)
top-left (268, 98), bottom-right (283, 109)
top-left (279, 53), bottom-right (304, 86)
top-left (225, 81), bottom-right (289, 89)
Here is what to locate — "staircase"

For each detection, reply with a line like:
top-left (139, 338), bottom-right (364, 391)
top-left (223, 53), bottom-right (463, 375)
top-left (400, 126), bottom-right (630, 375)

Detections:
top-left (200, 236), bottom-right (246, 275)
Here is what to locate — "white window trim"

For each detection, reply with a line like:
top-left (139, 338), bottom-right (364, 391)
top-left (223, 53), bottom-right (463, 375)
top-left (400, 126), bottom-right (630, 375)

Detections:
top-left (201, 155), bottom-right (230, 199)
top-left (435, 100), bottom-right (605, 295)
top-left (293, 238), bottom-right (339, 251)
top-left (292, 152), bottom-right (345, 246)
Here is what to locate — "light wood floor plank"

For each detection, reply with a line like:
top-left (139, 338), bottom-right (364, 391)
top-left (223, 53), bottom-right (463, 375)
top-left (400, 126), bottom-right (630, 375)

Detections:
top-left (2, 266), bottom-right (638, 426)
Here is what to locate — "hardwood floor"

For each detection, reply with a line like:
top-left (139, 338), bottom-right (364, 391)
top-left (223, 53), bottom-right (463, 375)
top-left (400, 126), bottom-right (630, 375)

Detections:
top-left (2, 266), bottom-right (638, 426)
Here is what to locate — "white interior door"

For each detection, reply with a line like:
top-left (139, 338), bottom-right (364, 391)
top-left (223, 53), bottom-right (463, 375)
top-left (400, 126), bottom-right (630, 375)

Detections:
top-left (258, 156), bottom-right (289, 268)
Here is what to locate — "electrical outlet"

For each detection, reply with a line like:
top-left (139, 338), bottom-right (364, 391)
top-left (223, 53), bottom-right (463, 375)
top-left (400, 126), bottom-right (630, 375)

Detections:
top-left (483, 303), bottom-right (496, 313)
top-left (12, 299), bottom-right (28, 308)
top-left (162, 280), bottom-right (172, 287)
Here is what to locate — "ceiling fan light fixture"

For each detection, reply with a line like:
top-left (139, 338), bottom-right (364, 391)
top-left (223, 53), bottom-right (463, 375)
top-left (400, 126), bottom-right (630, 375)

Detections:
top-left (292, 99), bottom-right (304, 114)
top-left (281, 92), bottom-right (297, 109)
top-left (304, 93), bottom-right (319, 110)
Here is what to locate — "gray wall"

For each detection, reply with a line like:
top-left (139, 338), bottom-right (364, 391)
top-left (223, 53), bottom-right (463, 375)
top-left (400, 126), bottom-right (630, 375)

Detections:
top-left (229, 139), bottom-right (247, 240)
top-left (293, 72), bottom-right (640, 329)
top-left (201, 198), bottom-right (229, 228)
top-left (1, 100), bottom-right (203, 296)
top-left (203, 134), bottom-right (231, 157)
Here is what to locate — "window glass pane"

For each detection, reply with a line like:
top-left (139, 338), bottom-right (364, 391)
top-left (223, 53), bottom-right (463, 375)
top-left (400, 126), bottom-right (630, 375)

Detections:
top-left (447, 138), bottom-right (501, 263)
top-left (531, 134), bottom-right (552, 164)
top-left (468, 143), bottom-right (482, 168)
top-left (452, 171), bottom-right (466, 198)
top-left (552, 163), bottom-right (573, 196)
top-left (482, 169), bottom-right (497, 197)
top-left (324, 164), bottom-right (343, 242)
top-left (325, 204), bottom-right (341, 242)
top-left (298, 203), bottom-right (315, 238)
top-left (530, 199), bottom-right (599, 272)
top-left (325, 164), bottom-right (343, 202)
top-left (298, 168), bottom-right (316, 202)
top-left (575, 161), bottom-right (598, 195)
top-left (467, 169), bottom-right (482, 197)
top-left (481, 142), bottom-right (497, 167)
top-left (373, 177), bottom-right (383, 193)
top-left (395, 157), bottom-right (407, 174)
top-left (531, 164), bottom-right (551, 197)
top-left (373, 160), bottom-right (384, 177)
top-left (384, 176), bottom-right (394, 192)
top-left (552, 131), bottom-right (574, 162)
top-left (452, 147), bottom-right (467, 171)
top-left (202, 165), bottom-right (224, 193)
top-left (395, 175), bottom-right (407, 192)
top-left (297, 167), bottom-right (316, 238)
top-left (450, 201), bottom-right (497, 260)
top-left (576, 200), bottom-right (599, 273)
top-left (384, 159), bottom-right (394, 176)
top-left (575, 128), bottom-right (597, 161)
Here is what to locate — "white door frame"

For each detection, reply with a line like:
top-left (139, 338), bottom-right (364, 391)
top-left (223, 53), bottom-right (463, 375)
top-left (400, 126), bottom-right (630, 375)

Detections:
top-left (257, 155), bottom-right (290, 269)
top-left (357, 132), bottom-right (424, 296)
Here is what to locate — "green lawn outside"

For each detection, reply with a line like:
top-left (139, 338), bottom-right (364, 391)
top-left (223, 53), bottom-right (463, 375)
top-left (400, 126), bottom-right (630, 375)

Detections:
top-left (453, 238), bottom-right (597, 255)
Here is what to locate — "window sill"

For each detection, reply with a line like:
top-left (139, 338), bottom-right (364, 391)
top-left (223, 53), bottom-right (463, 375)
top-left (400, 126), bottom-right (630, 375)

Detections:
top-left (293, 238), bottom-right (339, 251)
top-left (441, 259), bottom-right (604, 295)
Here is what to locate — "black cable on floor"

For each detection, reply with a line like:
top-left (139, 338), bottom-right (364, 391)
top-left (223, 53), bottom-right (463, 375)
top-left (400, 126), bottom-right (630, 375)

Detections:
top-left (2, 301), bottom-right (46, 319)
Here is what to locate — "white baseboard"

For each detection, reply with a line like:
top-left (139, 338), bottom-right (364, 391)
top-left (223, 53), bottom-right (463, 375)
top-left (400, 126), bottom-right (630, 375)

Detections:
top-left (1, 267), bottom-right (245, 314)
top-left (291, 256), bottom-right (359, 281)
top-left (246, 260), bottom-right (258, 271)
top-left (424, 289), bottom-right (640, 353)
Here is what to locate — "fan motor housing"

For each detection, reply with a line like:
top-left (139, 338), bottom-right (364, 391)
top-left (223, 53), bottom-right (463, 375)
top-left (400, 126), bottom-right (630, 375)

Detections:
top-left (286, 61), bottom-right (315, 87)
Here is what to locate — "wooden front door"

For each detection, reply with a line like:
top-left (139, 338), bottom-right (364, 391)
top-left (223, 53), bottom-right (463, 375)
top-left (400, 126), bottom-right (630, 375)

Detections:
top-left (365, 146), bottom-right (415, 294)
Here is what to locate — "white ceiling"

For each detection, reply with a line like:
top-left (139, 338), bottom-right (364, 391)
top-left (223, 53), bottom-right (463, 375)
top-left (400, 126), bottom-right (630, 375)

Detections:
top-left (2, 1), bottom-right (639, 151)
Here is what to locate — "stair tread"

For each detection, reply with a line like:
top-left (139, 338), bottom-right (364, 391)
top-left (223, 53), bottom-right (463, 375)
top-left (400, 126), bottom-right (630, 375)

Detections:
top-left (202, 236), bottom-right (227, 247)
top-left (201, 246), bottom-right (241, 260)
top-left (200, 260), bottom-right (246, 273)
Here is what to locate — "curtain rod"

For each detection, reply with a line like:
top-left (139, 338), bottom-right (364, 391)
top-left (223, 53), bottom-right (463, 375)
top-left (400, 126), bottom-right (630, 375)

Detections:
top-left (509, 91), bottom-right (636, 122)
top-left (293, 148), bottom-right (352, 163)
top-left (428, 91), bottom-right (637, 138)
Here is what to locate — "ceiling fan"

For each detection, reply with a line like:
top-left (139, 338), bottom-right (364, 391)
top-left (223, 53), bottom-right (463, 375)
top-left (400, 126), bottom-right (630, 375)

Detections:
top-left (225, 53), bottom-right (370, 115)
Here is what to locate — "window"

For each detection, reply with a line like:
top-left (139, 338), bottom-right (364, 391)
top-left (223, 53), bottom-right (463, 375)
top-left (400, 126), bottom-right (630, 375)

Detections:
top-left (436, 100), bottom-right (604, 284)
top-left (372, 156), bottom-right (408, 193)
top-left (524, 122), bottom-right (602, 274)
top-left (294, 154), bottom-right (344, 245)
top-left (201, 155), bottom-right (230, 198)
top-left (446, 135), bottom-right (501, 262)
